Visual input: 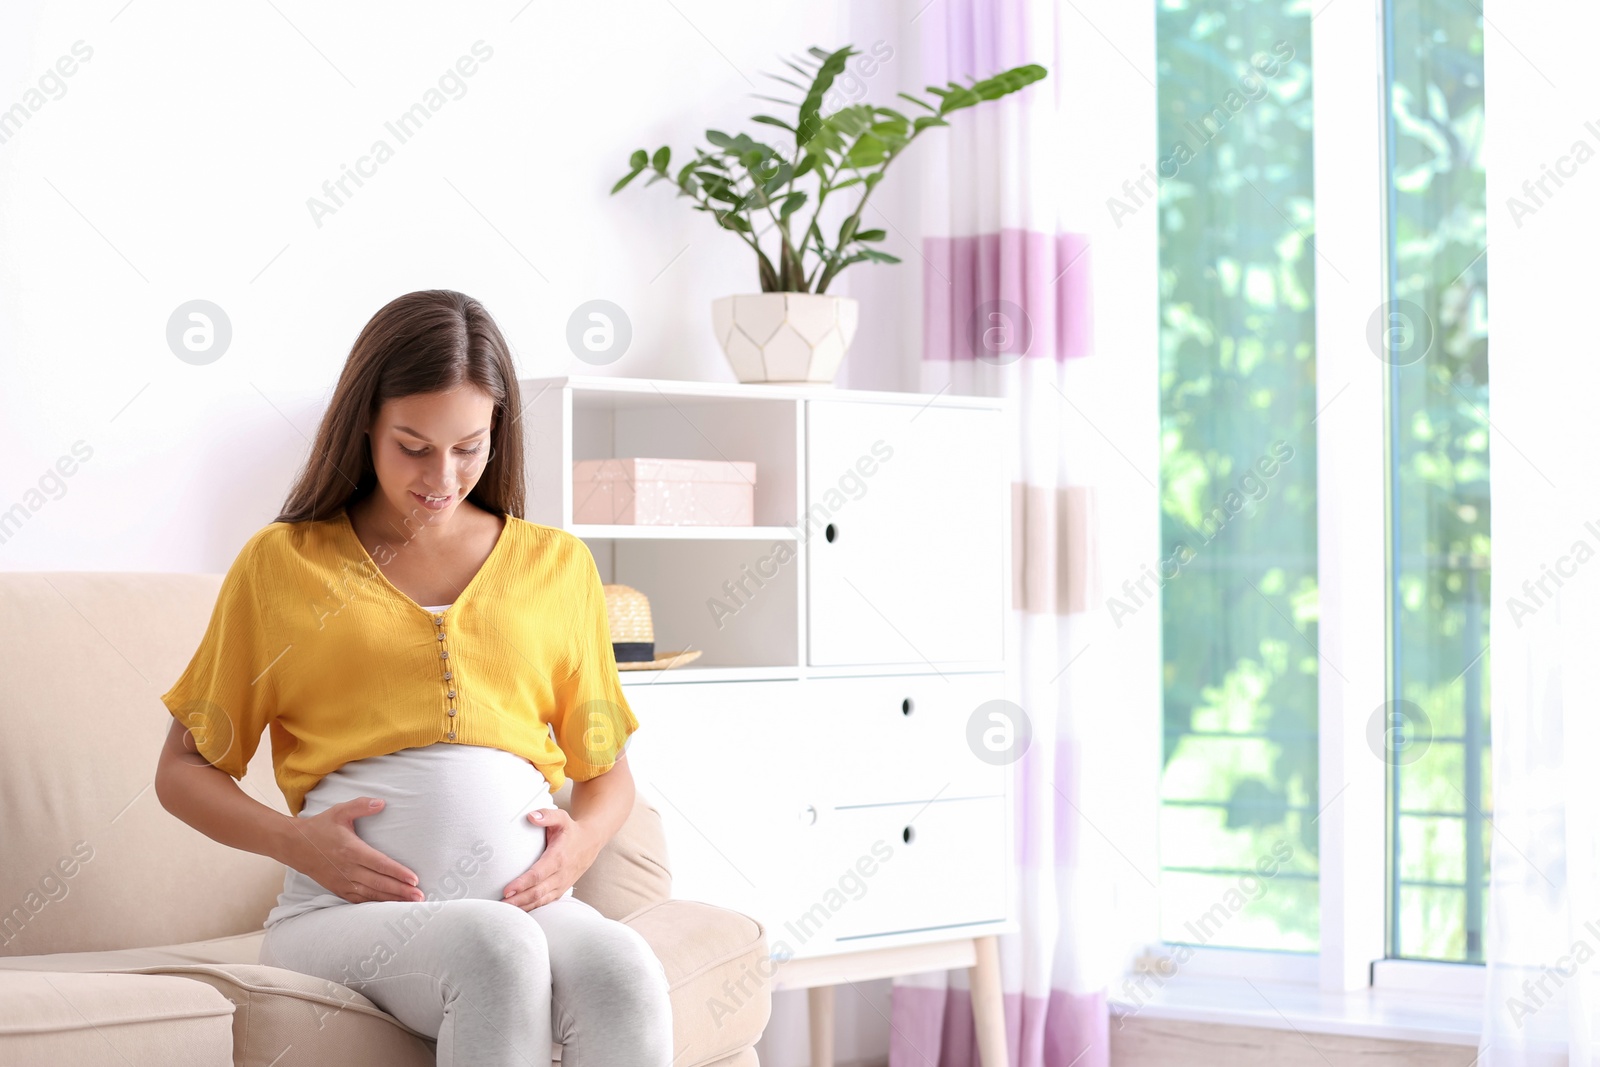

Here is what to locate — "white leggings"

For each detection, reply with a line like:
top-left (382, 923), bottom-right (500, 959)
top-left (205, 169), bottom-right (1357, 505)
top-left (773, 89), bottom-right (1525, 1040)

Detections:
top-left (259, 894), bottom-right (674, 1067)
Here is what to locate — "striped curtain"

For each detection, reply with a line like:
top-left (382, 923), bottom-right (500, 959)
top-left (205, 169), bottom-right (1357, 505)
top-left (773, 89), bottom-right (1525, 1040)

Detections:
top-left (888, 0), bottom-right (1106, 1065)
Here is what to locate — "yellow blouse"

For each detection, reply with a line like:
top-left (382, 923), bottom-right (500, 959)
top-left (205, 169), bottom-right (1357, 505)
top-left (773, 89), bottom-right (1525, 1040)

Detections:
top-left (160, 507), bottom-right (639, 817)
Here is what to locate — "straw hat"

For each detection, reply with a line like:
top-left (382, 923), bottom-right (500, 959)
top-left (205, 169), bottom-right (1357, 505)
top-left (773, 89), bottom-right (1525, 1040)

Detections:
top-left (602, 584), bottom-right (702, 671)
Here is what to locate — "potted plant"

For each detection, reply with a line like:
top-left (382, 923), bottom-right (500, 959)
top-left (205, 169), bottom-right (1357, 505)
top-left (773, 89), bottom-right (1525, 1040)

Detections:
top-left (612, 44), bottom-right (1047, 384)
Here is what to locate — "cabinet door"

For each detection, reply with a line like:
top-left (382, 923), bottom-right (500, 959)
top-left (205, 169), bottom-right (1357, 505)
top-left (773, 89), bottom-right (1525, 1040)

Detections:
top-left (619, 681), bottom-right (801, 921)
top-left (805, 400), bottom-right (1006, 667)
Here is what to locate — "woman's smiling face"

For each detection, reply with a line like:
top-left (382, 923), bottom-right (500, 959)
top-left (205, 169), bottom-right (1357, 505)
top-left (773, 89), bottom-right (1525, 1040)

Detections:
top-left (365, 385), bottom-right (496, 526)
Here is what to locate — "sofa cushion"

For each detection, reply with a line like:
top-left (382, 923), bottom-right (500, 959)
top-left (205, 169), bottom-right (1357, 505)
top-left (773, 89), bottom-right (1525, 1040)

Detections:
top-left (0, 969), bottom-right (235, 1066)
top-left (554, 780), bottom-right (674, 920)
top-left (625, 900), bottom-right (773, 1065)
top-left (0, 935), bottom-right (436, 1067)
top-left (0, 572), bottom-right (290, 956)
top-left (0, 898), bottom-right (771, 1067)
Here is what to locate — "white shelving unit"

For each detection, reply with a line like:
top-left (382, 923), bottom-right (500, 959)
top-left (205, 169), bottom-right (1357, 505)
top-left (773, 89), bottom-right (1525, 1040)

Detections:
top-left (517, 375), bottom-right (1019, 1067)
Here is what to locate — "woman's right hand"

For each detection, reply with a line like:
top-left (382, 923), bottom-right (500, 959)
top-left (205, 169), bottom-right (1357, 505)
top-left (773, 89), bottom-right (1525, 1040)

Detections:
top-left (284, 797), bottom-right (426, 904)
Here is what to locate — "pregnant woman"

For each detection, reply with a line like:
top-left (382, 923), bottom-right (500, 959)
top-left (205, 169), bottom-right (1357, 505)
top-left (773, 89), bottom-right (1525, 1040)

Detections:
top-left (152, 290), bottom-right (673, 1066)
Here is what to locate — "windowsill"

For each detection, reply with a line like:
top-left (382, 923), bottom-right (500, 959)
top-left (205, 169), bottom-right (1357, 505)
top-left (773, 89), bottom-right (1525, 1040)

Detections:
top-left (1108, 972), bottom-right (1483, 1047)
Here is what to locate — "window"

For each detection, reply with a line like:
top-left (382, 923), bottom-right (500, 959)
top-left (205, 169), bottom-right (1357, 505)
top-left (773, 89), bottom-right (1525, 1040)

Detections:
top-left (1155, 0), bottom-right (1319, 953)
top-left (1382, 0), bottom-right (1490, 964)
top-left (1153, 0), bottom-right (1490, 969)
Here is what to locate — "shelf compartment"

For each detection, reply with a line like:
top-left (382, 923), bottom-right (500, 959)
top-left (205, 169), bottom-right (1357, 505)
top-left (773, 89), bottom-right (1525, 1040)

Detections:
top-left (584, 536), bottom-right (800, 670)
top-left (568, 389), bottom-right (800, 529)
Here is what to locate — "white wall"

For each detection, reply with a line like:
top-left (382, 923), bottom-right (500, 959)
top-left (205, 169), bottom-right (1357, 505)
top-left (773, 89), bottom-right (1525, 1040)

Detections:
top-left (0, 0), bottom-right (846, 570)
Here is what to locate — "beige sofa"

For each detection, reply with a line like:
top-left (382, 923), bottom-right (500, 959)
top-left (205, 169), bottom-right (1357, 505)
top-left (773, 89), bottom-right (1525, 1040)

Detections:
top-left (0, 570), bottom-right (772, 1066)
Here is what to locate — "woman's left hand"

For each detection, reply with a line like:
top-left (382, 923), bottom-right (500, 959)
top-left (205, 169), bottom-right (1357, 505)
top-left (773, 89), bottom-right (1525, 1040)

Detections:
top-left (501, 807), bottom-right (599, 911)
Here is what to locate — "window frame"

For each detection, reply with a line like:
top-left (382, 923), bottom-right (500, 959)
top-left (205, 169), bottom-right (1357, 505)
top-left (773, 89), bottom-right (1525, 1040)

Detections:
top-left (1146, 0), bottom-right (1487, 995)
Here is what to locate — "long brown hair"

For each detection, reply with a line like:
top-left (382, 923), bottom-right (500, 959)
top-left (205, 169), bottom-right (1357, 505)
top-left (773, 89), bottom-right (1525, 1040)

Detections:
top-left (274, 290), bottom-right (525, 525)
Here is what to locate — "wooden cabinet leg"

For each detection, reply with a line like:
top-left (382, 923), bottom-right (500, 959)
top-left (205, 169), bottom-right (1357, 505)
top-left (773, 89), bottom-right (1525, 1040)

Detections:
top-left (969, 935), bottom-right (1008, 1067)
top-left (807, 984), bottom-right (835, 1067)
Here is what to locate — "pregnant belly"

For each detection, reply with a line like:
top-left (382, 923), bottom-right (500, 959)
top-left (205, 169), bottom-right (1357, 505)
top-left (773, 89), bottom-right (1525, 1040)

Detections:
top-left (297, 743), bottom-right (559, 902)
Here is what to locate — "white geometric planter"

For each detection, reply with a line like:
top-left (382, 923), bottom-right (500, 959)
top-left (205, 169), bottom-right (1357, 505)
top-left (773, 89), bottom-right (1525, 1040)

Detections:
top-left (711, 293), bottom-right (860, 385)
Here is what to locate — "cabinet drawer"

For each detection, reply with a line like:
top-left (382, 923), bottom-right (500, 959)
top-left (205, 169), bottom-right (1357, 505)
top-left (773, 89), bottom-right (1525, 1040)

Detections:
top-left (799, 674), bottom-right (1011, 808)
top-left (777, 795), bottom-right (1009, 948)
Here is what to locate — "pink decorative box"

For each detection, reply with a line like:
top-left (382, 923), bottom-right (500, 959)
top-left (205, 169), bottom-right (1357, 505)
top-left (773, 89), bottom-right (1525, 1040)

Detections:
top-left (573, 457), bottom-right (758, 526)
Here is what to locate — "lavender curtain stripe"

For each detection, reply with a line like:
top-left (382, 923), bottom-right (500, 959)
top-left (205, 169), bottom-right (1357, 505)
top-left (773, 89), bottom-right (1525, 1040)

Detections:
top-left (1045, 990), bottom-right (1109, 1067)
top-left (890, 987), bottom-right (1109, 1066)
top-left (922, 229), bottom-right (1093, 363)
top-left (1016, 734), bottom-right (1081, 870)
top-left (890, 984), bottom-right (947, 1066)
top-left (977, 0), bottom-right (1048, 72)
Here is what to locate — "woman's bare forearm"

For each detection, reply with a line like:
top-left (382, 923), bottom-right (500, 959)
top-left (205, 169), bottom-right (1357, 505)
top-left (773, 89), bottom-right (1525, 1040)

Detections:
top-left (154, 728), bottom-right (301, 868)
top-left (568, 751), bottom-right (637, 851)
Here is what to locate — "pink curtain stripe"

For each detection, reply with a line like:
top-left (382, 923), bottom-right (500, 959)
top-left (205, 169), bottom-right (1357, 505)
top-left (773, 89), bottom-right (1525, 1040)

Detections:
top-left (890, 987), bottom-right (1110, 1067)
top-left (922, 229), bottom-right (1093, 363)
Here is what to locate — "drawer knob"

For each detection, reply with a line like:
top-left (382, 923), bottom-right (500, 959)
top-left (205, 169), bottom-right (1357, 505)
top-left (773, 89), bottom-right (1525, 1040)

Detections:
top-left (902, 697), bottom-right (914, 716)
top-left (824, 523), bottom-right (837, 543)
top-left (903, 825), bottom-right (916, 845)
top-left (798, 804), bottom-right (818, 826)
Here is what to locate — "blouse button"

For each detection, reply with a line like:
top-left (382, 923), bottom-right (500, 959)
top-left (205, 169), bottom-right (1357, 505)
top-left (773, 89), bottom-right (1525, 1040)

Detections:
top-left (440, 650), bottom-right (449, 659)
top-left (437, 633), bottom-right (447, 642)
top-left (433, 615), bottom-right (443, 624)
top-left (447, 730), bottom-right (456, 740)
top-left (447, 708), bottom-right (457, 716)
top-left (444, 671), bottom-right (453, 681)
top-left (448, 690), bottom-right (456, 699)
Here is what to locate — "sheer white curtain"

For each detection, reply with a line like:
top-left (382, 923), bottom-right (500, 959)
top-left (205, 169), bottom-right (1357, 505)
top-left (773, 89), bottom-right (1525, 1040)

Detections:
top-left (1480, 1), bottom-right (1600, 1060)
top-left (875, 1), bottom-right (1114, 1064)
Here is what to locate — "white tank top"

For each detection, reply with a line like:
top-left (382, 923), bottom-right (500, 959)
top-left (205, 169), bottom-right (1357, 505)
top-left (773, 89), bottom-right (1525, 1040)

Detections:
top-left (264, 604), bottom-right (569, 929)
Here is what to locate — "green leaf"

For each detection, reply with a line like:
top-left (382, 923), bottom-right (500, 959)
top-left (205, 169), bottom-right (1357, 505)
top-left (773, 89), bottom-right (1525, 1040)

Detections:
top-left (706, 129), bottom-right (736, 149)
top-left (760, 160), bottom-right (794, 196)
top-left (611, 167), bottom-right (645, 194)
top-left (780, 191), bottom-right (807, 219)
top-left (844, 132), bottom-right (890, 167)
top-left (752, 115), bottom-right (797, 133)
top-left (826, 104), bottom-right (876, 139)
top-left (797, 45), bottom-right (860, 146)
top-left (912, 115), bottom-right (950, 133)
top-left (869, 115), bottom-right (910, 142)
top-left (651, 146), bottom-right (671, 174)
top-left (854, 228), bottom-right (887, 241)
top-left (839, 216), bottom-right (858, 245)
top-left (897, 91), bottom-right (938, 113)
top-left (932, 63), bottom-right (1048, 115)
top-left (629, 148), bottom-right (648, 170)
